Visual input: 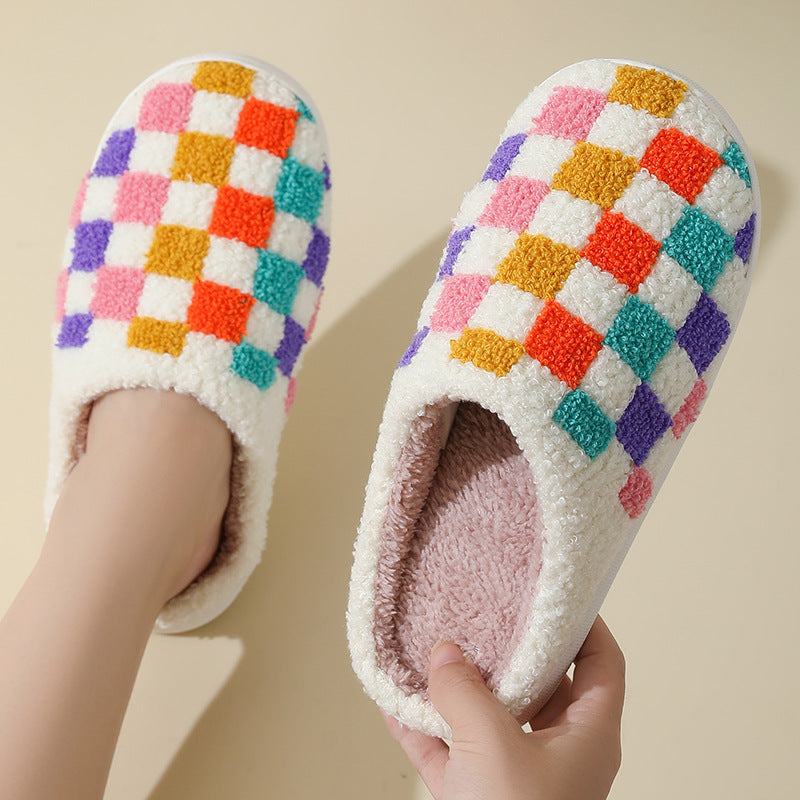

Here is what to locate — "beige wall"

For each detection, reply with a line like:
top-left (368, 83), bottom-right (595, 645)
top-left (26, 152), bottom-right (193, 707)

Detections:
top-left (1, 1), bottom-right (798, 797)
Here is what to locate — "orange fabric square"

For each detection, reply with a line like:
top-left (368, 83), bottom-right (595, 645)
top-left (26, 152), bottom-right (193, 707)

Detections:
top-left (581, 211), bottom-right (661, 292)
top-left (145, 225), bottom-right (209, 280)
top-left (235, 97), bottom-right (299, 158)
top-left (171, 132), bottom-right (235, 187)
top-left (192, 61), bottom-right (254, 98)
top-left (552, 142), bottom-right (639, 209)
top-left (494, 233), bottom-right (580, 299)
top-left (208, 185), bottom-right (275, 247)
top-left (127, 317), bottom-right (189, 356)
top-left (640, 128), bottom-right (722, 203)
top-left (608, 65), bottom-right (687, 118)
top-left (450, 328), bottom-right (525, 377)
top-left (186, 280), bottom-right (256, 343)
top-left (524, 301), bottom-right (603, 388)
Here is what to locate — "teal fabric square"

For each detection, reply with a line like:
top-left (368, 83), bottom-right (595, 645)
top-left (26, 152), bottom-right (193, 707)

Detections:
top-left (297, 98), bottom-right (315, 121)
top-left (605, 295), bottom-right (674, 381)
top-left (253, 250), bottom-right (304, 315)
top-left (721, 142), bottom-right (751, 187)
top-left (231, 341), bottom-right (278, 390)
top-left (275, 156), bottom-right (324, 223)
top-left (662, 207), bottom-right (734, 292)
top-left (553, 389), bottom-right (616, 459)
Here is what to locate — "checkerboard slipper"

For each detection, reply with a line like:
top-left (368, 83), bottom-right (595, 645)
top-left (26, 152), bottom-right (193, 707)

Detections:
top-left (46, 54), bottom-right (331, 633)
top-left (348, 58), bottom-right (759, 737)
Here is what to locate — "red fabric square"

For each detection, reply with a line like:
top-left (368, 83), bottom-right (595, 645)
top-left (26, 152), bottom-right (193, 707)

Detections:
top-left (640, 128), bottom-right (721, 203)
top-left (524, 301), bottom-right (603, 388)
top-left (187, 280), bottom-right (255, 342)
top-left (235, 98), bottom-right (299, 158)
top-left (581, 211), bottom-right (661, 292)
top-left (209, 185), bottom-right (275, 247)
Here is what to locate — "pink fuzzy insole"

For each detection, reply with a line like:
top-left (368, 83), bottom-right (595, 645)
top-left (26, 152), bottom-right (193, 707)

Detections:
top-left (373, 402), bottom-right (543, 694)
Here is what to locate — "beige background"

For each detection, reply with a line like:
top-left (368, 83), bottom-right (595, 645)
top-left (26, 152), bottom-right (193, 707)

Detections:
top-left (1, 1), bottom-right (798, 797)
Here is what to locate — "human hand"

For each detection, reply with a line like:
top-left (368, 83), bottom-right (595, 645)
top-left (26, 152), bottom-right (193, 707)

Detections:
top-left (384, 616), bottom-right (625, 800)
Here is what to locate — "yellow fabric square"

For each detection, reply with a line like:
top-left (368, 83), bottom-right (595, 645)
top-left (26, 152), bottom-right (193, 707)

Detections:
top-left (145, 225), bottom-right (209, 280)
top-left (127, 317), bottom-right (189, 356)
top-left (495, 233), bottom-right (580, 299)
top-left (172, 132), bottom-right (235, 187)
top-left (450, 328), bottom-right (524, 377)
top-left (192, 61), bottom-right (255, 98)
top-left (608, 65), bottom-right (688, 118)
top-left (552, 143), bottom-right (639, 209)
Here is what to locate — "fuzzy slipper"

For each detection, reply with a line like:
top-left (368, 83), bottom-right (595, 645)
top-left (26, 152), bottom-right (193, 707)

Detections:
top-left (348, 58), bottom-right (759, 737)
top-left (47, 54), bottom-right (331, 633)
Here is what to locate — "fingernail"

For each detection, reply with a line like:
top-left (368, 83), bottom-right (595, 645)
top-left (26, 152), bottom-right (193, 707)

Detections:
top-left (430, 642), bottom-right (465, 670)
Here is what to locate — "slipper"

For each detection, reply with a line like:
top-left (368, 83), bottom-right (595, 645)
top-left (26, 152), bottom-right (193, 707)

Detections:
top-left (46, 54), bottom-right (331, 633)
top-left (347, 58), bottom-right (759, 737)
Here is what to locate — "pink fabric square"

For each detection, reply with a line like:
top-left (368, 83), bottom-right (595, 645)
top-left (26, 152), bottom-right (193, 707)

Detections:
top-left (285, 377), bottom-right (297, 413)
top-left (113, 172), bottom-right (170, 225)
top-left (530, 86), bottom-right (607, 141)
top-left (478, 176), bottom-right (549, 233)
top-left (90, 266), bottom-right (145, 321)
top-left (672, 378), bottom-right (707, 439)
top-left (138, 82), bottom-right (195, 133)
top-left (619, 465), bottom-right (653, 519)
top-left (55, 270), bottom-right (69, 322)
top-left (69, 174), bottom-right (89, 228)
top-left (430, 274), bottom-right (491, 332)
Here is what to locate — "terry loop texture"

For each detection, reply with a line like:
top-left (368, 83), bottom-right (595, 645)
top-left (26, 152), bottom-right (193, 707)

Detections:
top-left (47, 55), bottom-right (331, 633)
top-left (348, 59), bottom-right (759, 738)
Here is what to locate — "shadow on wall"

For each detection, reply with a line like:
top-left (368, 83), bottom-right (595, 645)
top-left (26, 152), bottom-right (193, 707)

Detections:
top-left (147, 231), bottom-right (449, 800)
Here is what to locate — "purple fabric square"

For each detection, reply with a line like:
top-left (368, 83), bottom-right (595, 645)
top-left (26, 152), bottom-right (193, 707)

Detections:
top-left (482, 133), bottom-right (526, 181)
top-left (56, 313), bottom-right (93, 349)
top-left (676, 292), bottom-right (730, 376)
top-left (70, 220), bottom-right (113, 272)
top-left (322, 162), bottom-right (332, 191)
top-left (302, 227), bottom-right (330, 286)
top-left (93, 128), bottom-right (135, 177)
top-left (437, 226), bottom-right (474, 280)
top-left (399, 326), bottom-right (429, 367)
top-left (734, 213), bottom-right (755, 263)
top-left (615, 383), bottom-right (672, 466)
top-left (275, 316), bottom-right (305, 376)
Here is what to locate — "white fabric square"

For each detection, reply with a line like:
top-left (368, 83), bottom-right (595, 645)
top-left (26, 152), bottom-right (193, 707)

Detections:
top-left (137, 274), bottom-right (193, 322)
top-left (250, 73), bottom-right (298, 108)
top-left (637, 253), bottom-right (702, 330)
top-left (127, 131), bottom-right (178, 178)
top-left (710, 257), bottom-right (748, 319)
top-left (291, 278), bottom-right (320, 329)
top-left (586, 102), bottom-right (665, 160)
top-left (612, 170), bottom-right (687, 242)
top-left (160, 181), bottom-right (217, 229)
top-left (507, 354), bottom-right (570, 425)
top-left (579, 346), bottom-right (640, 421)
top-left (203, 237), bottom-right (257, 294)
top-left (228, 144), bottom-right (283, 197)
top-left (555, 260), bottom-right (628, 335)
top-left (419, 281), bottom-right (444, 327)
top-left (268, 211), bottom-right (313, 264)
top-left (186, 90), bottom-right (244, 138)
top-left (695, 165), bottom-right (753, 235)
top-left (670, 90), bottom-right (729, 153)
top-left (468, 282), bottom-right (543, 341)
top-left (642, 434), bottom-right (675, 481)
top-left (648, 343), bottom-right (698, 416)
top-left (454, 228), bottom-right (517, 277)
top-left (62, 230), bottom-right (76, 269)
top-left (64, 271), bottom-right (96, 315)
top-left (453, 180), bottom-right (496, 228)
top-left (508, 134), bottom-right (575, 183)
top-left (526, 190), bottom-right (603, 249)
top-left (81, 177), bottom-right (119, 222)
top-left (245, 301), bottom-right (285, 353)
top-left (105, 223), bottom-right (155, 266)
top-left (290, 117), bottom-right (325, 171)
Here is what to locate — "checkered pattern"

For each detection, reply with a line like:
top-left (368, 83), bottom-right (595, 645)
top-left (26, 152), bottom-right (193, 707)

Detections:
top-left (402, 62), bottom-right (756, 520)
top-left (56, 59), bottom-right (330, 403)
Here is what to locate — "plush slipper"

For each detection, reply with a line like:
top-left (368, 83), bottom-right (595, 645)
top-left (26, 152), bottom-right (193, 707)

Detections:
top-left (348, 58), bottom-right (759, 737)
top-left (46, 54), bottom-right (331, 633)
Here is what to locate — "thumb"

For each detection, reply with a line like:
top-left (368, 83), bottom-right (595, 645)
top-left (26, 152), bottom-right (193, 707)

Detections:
top-left (427, 643), bottom-right (515, 740)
